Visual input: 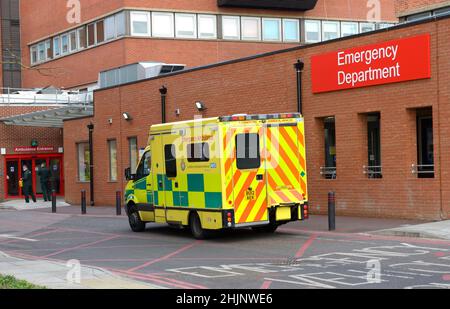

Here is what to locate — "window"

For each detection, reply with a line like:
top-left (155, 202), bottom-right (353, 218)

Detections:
top-left (322, 21), bottom-right (340, 41)
top-left (341, 22), bottom-right (358, 37)
top-left (305, 20), bottom-right (321, 43)
top-left (136, 151), bottom-right (151, 180)
top-left (406, 12), bottom-right (432, 22)
top-left (283, 19), bottom-right (300, 42)
top-left (31, 45), bottom-right (38, 64)
top-left (38, 42), bottom-right (45, 62)
top-left (131, 11), bottom-right (151, 36)
top-left (105, 15), bottom-right (116, 40)
top-left (77, 142), bottom-right (90, 182)
top-left (45, 40), bottom-right (52, 59)
top-left (78, 27), bottom-right (87, 49)
top-left (222, 16), bottom-right (240, 40)
top-left (53, 37), bottom-right (61, 57)
top-left (378, 23), bottom-right (394, 29)
top-left (360, 22), bottom-right (375, 33)
top-left (87, 23), bottom-right (96, 46)
top-left (416, 108), bottom-right (434, 178)
top-left (262, 18), bottom-right (281, 41)
top-left (108, 140), bottom-right (118, 181)
top-left (322, 117), bottom-right (336, 179)
top-left (129, 137), bottom-right (139, 172)
top-left (241, 17), bottom-right (261, 41)
top-left (366, 113), bottom-right (382, 178)
top-left (175, 13), bottom-right (197, 38)
top-left (198, 14), bottom-right (217, 39)
top-left (96, 20), bottom-right (105, 43)
top-left (236, 133), bottom-right (261, 170)
top-left (187, 143), bottom-right (210, 162)
top-left (61, 34), bottom-right (69, 54)
top-left (164, 144), bottom-right (177, 178)
top-left (69, 31), bottom-right (77, 52)
top-left (115, 12), bottom-right (126, 37)
top-left (434, 6), bottom-right (450, 16)
top-left (152, 12), bottom-right (174, 38)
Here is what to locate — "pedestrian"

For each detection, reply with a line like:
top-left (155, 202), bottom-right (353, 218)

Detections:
top-left (22, 164), bottom-right (36, 203)
top-left (37, 162), bottom-right (51, 202)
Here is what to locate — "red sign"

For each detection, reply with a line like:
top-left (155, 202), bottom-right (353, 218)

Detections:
top-left (14, 146), bottom-right (55, 153)
top-left (311, 34), bottom-right (431, 94)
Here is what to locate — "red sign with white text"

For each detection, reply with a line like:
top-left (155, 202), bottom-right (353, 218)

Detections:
top-left (14, 146), bottom-right (55, 153)
top-left (311, 34), bottom-right (431, 94)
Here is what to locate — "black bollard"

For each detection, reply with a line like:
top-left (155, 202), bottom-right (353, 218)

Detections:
top-left (328, 192), bottom-right (336, 231)
top-left (116, 191), bottom-right (122, 216)
top-left (51, 190), bottom-right (57, 213)
top-left (81, 190), bottom-right (87, 215)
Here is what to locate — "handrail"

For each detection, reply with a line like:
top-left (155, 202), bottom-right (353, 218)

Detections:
top-left (363, 165), bottom-right (382, 178)
top-left (411, 164), bottom-right (435, 175)
top-left (320, 166), bottom-right (337, 179)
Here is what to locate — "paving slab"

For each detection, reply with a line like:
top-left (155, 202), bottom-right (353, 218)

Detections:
top-left (371, 220), bottom-right (450, 240)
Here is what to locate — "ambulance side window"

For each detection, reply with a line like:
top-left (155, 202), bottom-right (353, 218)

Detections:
top-left (136, 151), bottom-right (151, 180)
top-left (164, 145), bottom-right (177, 178)
top-left (187, 143), bottom-right (210, 162)
top-left (236, 133), bottom-right (261, 170)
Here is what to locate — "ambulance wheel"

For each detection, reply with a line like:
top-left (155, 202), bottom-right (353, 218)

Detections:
top-left (252, 224), bottom-right (278, 234)
top-left (129, 210), bottom-right (146, 232)
top-left (189, 212), bottom-right (208, 239)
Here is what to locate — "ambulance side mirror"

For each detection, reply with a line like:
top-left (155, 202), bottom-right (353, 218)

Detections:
top-left (125, 168), bottom-right (135, 181)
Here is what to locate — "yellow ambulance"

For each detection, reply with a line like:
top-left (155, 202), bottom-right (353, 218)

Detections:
top-left (124, 113), bottom-right (309, 239)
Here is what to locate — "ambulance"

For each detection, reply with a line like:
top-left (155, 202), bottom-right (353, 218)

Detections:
top-left (124, 113), bottom-right (309, 239)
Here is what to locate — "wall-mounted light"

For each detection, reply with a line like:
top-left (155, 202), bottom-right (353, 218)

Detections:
top-left (123, 112), bottom-right (132, 121)
top-left (175, 109), bottom-right (181, 117)
top-left (195, 101), bottom-right (207, 112)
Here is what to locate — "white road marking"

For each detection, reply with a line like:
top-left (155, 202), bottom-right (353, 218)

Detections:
top-left (0, 234), bottom-right (38, 242)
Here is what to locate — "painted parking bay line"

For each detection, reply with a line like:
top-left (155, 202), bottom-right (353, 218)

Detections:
top-left (0, 234), bottom-right (38, 242)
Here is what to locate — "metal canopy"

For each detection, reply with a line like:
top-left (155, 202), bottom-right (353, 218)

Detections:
top-left (1, 106), bottom-right (93, 128)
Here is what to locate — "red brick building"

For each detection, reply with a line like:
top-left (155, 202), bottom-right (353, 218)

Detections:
top-left (64, 14), bottom-right (450, 220)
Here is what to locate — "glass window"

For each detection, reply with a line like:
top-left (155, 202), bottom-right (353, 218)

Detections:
top-left (187, 143), bottom-right (210, 163)
top-left (222, 16), bottom-right (240, 40)
top-left (78, 27), bottom-right (87, 49)
top-left (236, 133), bottom-right (261, 170)
top-left (164, 144), bottom-right (177, 178)
top-left (61, 34), bottom-right (69, 54)
top-left (283, 19), bottom-right (300, 42)
top-left (108, 140), bottom-right (118, 181)
top-left (53, 37), bottom-right (61, 57)
top-left (69, 31), bottom-right (77, 51)
top-left (341, 22), bottom-right (358, 37)
top-left (434, 6), bottom-right (450, 16)
top-left (175, 13), bottom-right (197, 38)
top-left (45, 40), bottom-right (52, 59)
top-left (198, 14), bottom-right (217, 39)
top-left (38, 42), bottom-right (45, 62)
top-left (378, 23), bottom-right (394, 29)
top-left (305, 20), bottom-right (321, 43)
top-left (406, 12), bottom-right (432, 21)
top-left (360, 22), bottom-right (375, 33)
top-left (77, 142), bottom-right (90, 182)
top-left (322, 21), bottom-right (340, 41)
top-left (105, 15), bottom-right (116, 40)
top-left (131, 11), bottom-right (151, 36)
top-left (262, 18), bottom-right (281, 41)
top-left (87, 23), bottom-right (96, 46)
top-left (323, 117), bottom-right (336, 179)
top-left (416, 108), bottom-right (434, 178)
top-left (152, 12), bottom-right (174, 38)
top-left (136, 151), bottom-right (151, 180)
top-left (129, 137), bottom-right (139, 172)
top-left (366, 113), bottom-right (382, 179)
top-left (31, 45), bottom-right (38, 64)
top-left (115, 12), bottom-right (126, 37)
top-left (96, 20), bottom-right (105, 43)
top-left (241, 17), bottom-right (261, 41)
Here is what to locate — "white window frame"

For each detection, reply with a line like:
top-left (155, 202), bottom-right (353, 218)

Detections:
top-left (30, 45), bottom-right (38, 64)
top-left (115, 12), bottom-right (126, 37)
top-left (37, 42), bottom-right (46, 62)
top-left (197, 14), bottom-right (217, 39)
top-left (105, 15), bottom-right (116, 40)
top-left (241, 16), bottom-right (261, 41)
top-left (304, 19), bottom-right (321, 43)
top-left (61, 34), bottom-right (69, 54)
top-left (45, 39), bottom-right (52, 60)
top-left (322, 20), bottom-right (340, 41)
top-left (69, 30), bottom-right (78, 52)
top-left (151, 12), bottom-right (174, 38)
top-left (262, 18), bottom-right (282, 42)
top-left (87, 23), bottom-right (97, 46)
top-left (282, 18), bottom-right (300, 42)
top-left (130, 11), bottom-right (151, 37)
top-left (222, 15), bottom-right (241, 40)
top-left (359, 22), bottom-right (376, 33)
top-left (53, 36), bottom-right (61, 57)
top-left (77, 27), bottom-right (87, 49)
top-left (341, 21), bottom-right (359, 37)
top-left (175, 13), bottom-right (197, 39)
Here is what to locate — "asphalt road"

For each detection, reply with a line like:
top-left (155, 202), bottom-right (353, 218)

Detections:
top-left (0, 209), bottom-right (449, 289)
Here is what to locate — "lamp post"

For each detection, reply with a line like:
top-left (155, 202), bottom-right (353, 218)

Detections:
top-left (159, 86), bottom-right (168, 124)
top-left (87, 123), bottom-right (95, 206)
top-left (294, 60), bottom-right (304, 115)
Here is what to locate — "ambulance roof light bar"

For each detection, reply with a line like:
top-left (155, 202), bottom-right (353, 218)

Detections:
top-left (219, 113), bottom-right (302, 122)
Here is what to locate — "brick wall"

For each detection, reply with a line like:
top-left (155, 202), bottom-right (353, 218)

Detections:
top-left (395, 0), bottom-right (450, 16)
top-left (63, 17), bottom-right (450, 220)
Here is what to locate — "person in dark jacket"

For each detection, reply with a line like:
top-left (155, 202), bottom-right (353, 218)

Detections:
top-left (22, 164), bottom-right (36, 203)
top-left (37, 163), bottom-right (51, 202)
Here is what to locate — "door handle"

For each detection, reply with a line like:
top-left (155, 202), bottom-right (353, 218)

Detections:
top-left (175, 182), bottom-right (179, 189)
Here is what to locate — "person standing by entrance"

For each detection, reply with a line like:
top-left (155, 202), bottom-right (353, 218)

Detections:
top-left (22, 164), bottom-right (36, 203)
top-left (38, 162), bottom-right (51, 202)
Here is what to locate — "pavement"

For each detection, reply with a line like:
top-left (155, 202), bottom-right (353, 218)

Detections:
top-left (373, 220), bottom-right (450, 240)
top-left (0, 204), bottom-right (449, 289)
top-left (0, 198), bottom-right (71, 211)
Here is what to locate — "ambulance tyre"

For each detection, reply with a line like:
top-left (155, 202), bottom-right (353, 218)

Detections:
top-left (128, 208), bottom-right (146, 233)
top-left (189, 212), bottom-right (208, 239)
top-left (252, 224), bottom-right (278, 234)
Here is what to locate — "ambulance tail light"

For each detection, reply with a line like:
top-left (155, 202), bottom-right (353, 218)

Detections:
top-left (303, 204), bottom-right (309, 220)
top-left (223, 210), bottom-right (235, 228)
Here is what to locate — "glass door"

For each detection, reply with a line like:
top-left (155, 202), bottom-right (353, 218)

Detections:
top-left (49, 158), bottom-right (62, 194)
top-left (6, 160), bottom-right (19, 197)
top-left (35, 159), bottom-right (47, 195)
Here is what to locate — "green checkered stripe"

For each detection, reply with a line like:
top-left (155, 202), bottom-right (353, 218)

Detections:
top-left (155, 173), bottom-right (223, 209)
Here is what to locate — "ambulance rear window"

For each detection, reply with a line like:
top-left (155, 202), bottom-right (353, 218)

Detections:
top-left (236, 133), bottom-right (261, 170)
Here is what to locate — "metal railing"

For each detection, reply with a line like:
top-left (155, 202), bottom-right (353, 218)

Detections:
top-left (363, 165), bottom-right (383, 178)
top-left (0, 87), bottom-right (93, 106)
top-left (411, 164), bottom-right (435, 176)
top-left (320, 167), bottom-right (337, 179)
